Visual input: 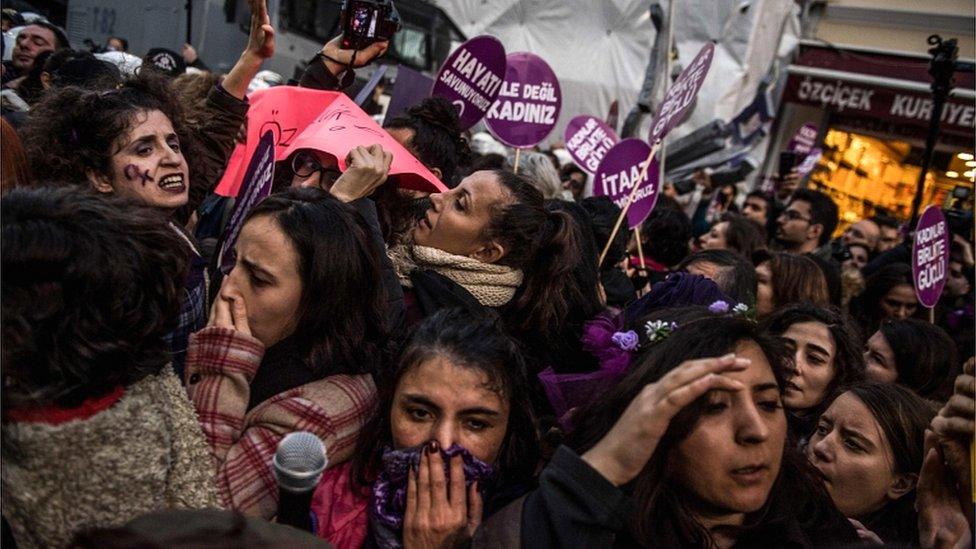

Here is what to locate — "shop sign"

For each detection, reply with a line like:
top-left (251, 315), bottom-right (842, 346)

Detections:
top-left (784, 75), bottom-right (975, 135)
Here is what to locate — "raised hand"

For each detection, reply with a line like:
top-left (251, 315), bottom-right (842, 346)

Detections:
top-left (246, 0), bottom-right (275, 60)
top-left (320, 35), bottom-right (389, 76)
top-left (330, 144), bottom-right (394, 203)
top-left (403, 442), bottom-right (483, 549)
top-left (582, 354), bottom-right (748, 486)
top-left (207, 282), bottom-right (252, 337)
top-left (917, 431), bottom-right (972, 549)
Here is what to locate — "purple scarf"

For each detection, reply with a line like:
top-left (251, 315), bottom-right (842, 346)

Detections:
top-left (371, 444), bottom-right (495, 531)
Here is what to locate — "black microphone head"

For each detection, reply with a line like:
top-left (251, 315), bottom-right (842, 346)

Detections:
top-left (273, 431), bottom-right (328, 493)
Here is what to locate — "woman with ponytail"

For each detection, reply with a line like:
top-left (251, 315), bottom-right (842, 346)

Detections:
top-left (389, 169), bottom-right (592, 373)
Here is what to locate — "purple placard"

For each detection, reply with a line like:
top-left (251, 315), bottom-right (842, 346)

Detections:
top-left (386, 65), bottom-right (435, 122)
top-left (788, 123), bottom-right (818, 155)
top-left (431, 35), bottom-right (507, 130)
top-left (564, 115), bottom-right (620, 174)
top-left (795, 147), bottom-right (823, 177)
top-left (218, 130), bottom-right (276, 274)
top-left (648, 42), bottom-right (715, 144)
top-left (912, 205), bottom-right (950, 308)
top-left (485, 52), bottom-right (562, 148)
top-left (593, 138), bottom-right (661, 229)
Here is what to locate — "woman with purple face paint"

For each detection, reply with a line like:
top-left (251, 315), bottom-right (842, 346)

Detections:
top-left (20, 0), bottom-right (276, 374)
top-left (310, 308), bottom-right (540, 548)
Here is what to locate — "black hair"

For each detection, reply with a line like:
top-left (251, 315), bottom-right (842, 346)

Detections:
top-left (642, 196), bottom-right (692, 267)
top-left (850, 263), bottom-right (917, 338)
top-left (878, 319), bottom-right (958, 400)
top-left (542, 199), bottom-right (603, 373)
top-left (790, 189), bottom-right (839, 246)
top-left (580, 195), bottom-right (629, 269)
top-left (2, 187), bottom-right (187, 409)
top-left (870, 213), bottom-right (900, 231)
top-left (244, 187), bottom-right (390, 376)
top-left (351, 308), bottom-right (539, 489)
top-left (717, 212), bottom-right (766, 259)
top-left (804, 252), bottom-right (842, 307)
top-left (21, 70), bottom-right (204, 223)
top-left (385, 97), bottom-right (470, 185)
top-left (485, 170), bottom-right (586, 369)
top-left (825, 382), bottom-right (937, 543)
top-left (677, 249), bottom-right (757, 306)
top-left (568, 314), bottom-right (832, 546)
top-left (43, 49), bottom-right (121, 89)
top-left (763, 303), bottom-right (865, 416)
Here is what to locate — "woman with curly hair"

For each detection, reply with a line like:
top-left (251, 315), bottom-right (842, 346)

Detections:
top-left (1, 187), bottom-right (218, 548)
top-left (19, 0), bottom-right (275, 373)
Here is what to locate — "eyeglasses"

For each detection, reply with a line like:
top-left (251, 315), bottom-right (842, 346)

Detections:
top-left (291, 150), bottom-right (325, 178)
top-left (780, 209), bottom-right (812, 223)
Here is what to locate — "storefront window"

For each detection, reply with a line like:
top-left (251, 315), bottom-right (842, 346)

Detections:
top-left (811, 129), bottom-right (974, 227)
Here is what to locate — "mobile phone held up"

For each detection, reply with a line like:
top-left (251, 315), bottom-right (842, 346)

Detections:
top-left (340, 0), bottom-right (401, 51)
top-left (778, 151), bottom-right (798, 178)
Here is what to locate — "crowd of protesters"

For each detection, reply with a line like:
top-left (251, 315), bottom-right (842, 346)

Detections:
top-left (1, 1), bottom-right (973, 548)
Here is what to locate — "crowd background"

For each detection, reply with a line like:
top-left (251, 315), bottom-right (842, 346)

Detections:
top-left (1, 1), bottom-right (974, 548)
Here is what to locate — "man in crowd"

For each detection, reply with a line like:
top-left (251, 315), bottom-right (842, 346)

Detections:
top-left (774, 188), bottom-right (838, 260)
top-left (871, 213), bottom-right (901, 253)
top-left (840, 218), bottom-right (881, 250)
top-left (742, 190), bottom-right (772, 228)
top-left (2, 21), bottom-right (68, 85)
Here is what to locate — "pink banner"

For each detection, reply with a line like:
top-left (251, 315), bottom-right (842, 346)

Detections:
top-left (215, 87), bottom-right (446, 197)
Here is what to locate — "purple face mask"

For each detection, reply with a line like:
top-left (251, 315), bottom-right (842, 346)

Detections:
top-left (371, 444), bottom-right (496, 529)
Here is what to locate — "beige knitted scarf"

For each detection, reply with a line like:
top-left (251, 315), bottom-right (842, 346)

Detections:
top-left (388, 244), bottom-right (524, 307)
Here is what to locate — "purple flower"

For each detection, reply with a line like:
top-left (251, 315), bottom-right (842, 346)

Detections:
top-left (611, 330), bottom-right (639, 351)
top-left (708, 300), bottom-right (730, 314)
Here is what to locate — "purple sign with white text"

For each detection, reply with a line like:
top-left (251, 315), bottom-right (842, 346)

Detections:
top-left (564, 115), bottom-right (620, 174)
top-left (788, 123), bottom-right (819, 155)
top-left (219, 130), bottom-right (276, 275)
top-left (912, 205), bottom-right (950, 308)
top-left (648, 42), bottom-right (715, 144)
top-left (593, 138), bottom-right (661, 229)
top-left (485, 52), bottom-right (562, 148)
top-left (432, 35), bottom-right (507, 130)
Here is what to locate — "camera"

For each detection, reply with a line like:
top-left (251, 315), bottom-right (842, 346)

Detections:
top-left (340, 0), bottom-right (401, 51)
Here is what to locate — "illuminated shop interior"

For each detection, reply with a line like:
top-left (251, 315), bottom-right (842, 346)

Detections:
top-left (808, 129), bottom-right (975, 229)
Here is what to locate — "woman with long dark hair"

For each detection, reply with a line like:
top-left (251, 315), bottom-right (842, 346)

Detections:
top-left (699, 212), bottom-right (766, 259)
top-left (310, 308), bottom-right (539, 548)
top-left (753, 250), bottom-right (830, 318)
top-left (474, 313), bottom-right (858, 547)
top-left (185, 187), bottom-right (392, 519)
top-left (850, 263), bottom-right (921, 339)
top-left (762, 304), bottom-right (865, 441)
top-left (391, 169), bottom-right (596, 373)
top-left (807, 382), bottom-right (936, 544)
top-left (864, 318), bottom-right (959, 401)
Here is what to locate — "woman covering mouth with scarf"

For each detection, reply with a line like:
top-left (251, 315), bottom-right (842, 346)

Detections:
top-left (310, 308), bottom-right (540, 548)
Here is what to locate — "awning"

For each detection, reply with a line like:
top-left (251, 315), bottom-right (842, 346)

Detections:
top-left (782, 42), bottom-right (975, 144)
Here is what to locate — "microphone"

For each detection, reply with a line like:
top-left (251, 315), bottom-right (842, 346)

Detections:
top-left (274, 431), bottom-right (328, 531)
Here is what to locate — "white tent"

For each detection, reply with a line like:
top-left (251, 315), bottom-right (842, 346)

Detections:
top-left (431, 0), bottom-right (799, 161)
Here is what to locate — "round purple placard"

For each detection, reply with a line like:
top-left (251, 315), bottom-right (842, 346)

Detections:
top-left (648, 42), bottom-right (715, 144)
top-left (485, 52), bottom-right (562, 148)
top-left (912, 205), bottom-right (950, 308)
top-left (593, 138), bottom-right (661, 229)
top-left (564, 115), bottom-right (620, 174)
top-left (431, 35), bottom-right (507, 131)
